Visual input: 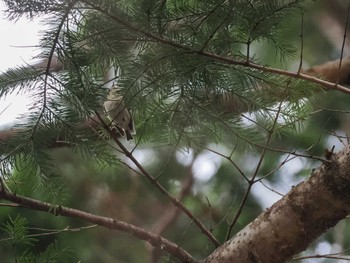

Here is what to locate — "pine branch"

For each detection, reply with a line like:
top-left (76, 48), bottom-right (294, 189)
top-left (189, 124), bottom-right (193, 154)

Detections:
top-left (1, 55), bottom-right (348, 130)
top-left (82, 0), bottom-right (350, 95)
top-left (0, 116), bottom-right (105, 150)
top-left (95, 112), bottom-right (220, 247)
top-left (31, 1), bottom-right (78, 137)
top-left (0, 184), bottom-right (197, 263)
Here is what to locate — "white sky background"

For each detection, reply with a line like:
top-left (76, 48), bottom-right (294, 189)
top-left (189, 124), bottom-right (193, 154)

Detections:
top-left (0, 2), bottom-right (42, 127)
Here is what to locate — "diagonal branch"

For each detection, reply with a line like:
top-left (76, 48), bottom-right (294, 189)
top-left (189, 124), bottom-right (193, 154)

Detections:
top-left (202, 145), bottom-right (350, 263)
top-left (148, 165), bottom-right (195, 262)
top-left (95, 112), bottom-right (220, 246)
top-left (0, 185), bottom-right (197, 263)
top-left (31, 1), bottom-right (78, 136)
top-left (225, 101), bottom-right (284, 241)
top-left (82, 1), bottom-right (350, 95)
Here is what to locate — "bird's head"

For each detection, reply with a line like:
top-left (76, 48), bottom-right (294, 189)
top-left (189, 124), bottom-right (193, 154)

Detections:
top-left (107, 86), bottom-right (123, 100)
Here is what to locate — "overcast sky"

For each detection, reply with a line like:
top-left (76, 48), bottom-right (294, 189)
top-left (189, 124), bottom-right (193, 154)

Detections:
top-left (0, 2), bottom-right (42, 126)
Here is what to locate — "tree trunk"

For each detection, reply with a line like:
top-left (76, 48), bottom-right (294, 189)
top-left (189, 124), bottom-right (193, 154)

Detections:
top-left (202, 146), bottom-right (350, 263)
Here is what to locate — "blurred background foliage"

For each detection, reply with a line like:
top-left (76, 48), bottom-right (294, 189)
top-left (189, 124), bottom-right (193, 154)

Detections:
top-left (1, 0), bottom-right (350, 262)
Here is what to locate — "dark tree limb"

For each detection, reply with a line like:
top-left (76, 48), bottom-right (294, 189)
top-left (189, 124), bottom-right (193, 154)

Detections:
top-left (0, 186), bottom-right (197, 263)
top-left (202, 145), bottom-right (350, 263)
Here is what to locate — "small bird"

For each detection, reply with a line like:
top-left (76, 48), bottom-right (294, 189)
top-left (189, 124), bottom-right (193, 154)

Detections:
top-left (103, 86), bottom-right (135, 140)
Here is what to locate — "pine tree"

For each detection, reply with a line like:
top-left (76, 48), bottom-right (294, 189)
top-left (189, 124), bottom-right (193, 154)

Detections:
top-left (1, 0), bottom-right (350, 262)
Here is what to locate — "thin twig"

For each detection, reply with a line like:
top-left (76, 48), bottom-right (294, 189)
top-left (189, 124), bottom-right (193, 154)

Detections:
top-left (149, 164), bottom-right (195, 262)
top-left (31, 2), bottom-right (77, 136)
top-left (225, 101), bottom-right (283, 241)
top-left (0, 225), bottom-right (98, 242)
top-left (259, 181), bottom-right (284, 197)
top-left (297, 11), bottom-right (304, 74)
top-left (200, 145), bottom-right (249, 182)
top-left (95, 112), bottom-right (220, 246)
top-left (337, 5), bottom-right (350, 84)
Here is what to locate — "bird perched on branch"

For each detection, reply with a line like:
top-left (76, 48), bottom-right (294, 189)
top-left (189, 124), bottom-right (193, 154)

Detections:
top-left (103, 86), bottom-right (135, 141)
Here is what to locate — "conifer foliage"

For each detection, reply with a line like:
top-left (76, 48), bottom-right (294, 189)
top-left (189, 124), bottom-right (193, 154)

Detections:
top-left (1, 0), bottom-right (309, 152)
top-left (1, 0), bottom-right (348, 262)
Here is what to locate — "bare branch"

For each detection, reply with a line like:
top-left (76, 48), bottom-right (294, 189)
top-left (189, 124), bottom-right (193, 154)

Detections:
top-left (225, 102), bottom-right (284, 241)
top-left (0, 190), bottom-right (197, 263)
top-left (202, 145), bottom-right (350, 263)
top-left (95, 112), bottom-right (220, 247)
top-left (148, 168), bottom-right (195, 262)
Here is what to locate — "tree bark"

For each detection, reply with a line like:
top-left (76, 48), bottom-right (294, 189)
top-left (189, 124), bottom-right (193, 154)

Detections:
top-left (202, 146), bottom-right (350, 263)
